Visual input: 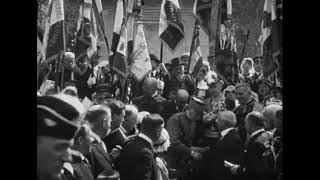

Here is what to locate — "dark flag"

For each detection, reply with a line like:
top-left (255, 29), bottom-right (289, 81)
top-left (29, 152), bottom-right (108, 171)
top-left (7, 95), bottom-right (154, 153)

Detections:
top-left (260, 0), bottom-right (280, 79)
top-left (188, 23), bottom-right (203, 74)
top-left (42, 0), bottom-right (65, 63)
top-left (193, 0), bottom-right (212, 36)
top-left (159, 0), bottom-right (184, 51)
top-left (112, 22), bottom-right (127, 79)
top-left (272, 0), bottom-right (282, 82)
top-left (110, 0), bottom-right (124, 70)
top-left (74, 0), bottom-right (98, 62)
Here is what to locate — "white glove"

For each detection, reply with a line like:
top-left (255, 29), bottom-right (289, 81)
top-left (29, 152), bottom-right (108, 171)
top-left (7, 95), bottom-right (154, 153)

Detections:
top-left (158, 63), bottom-right (168, 75)
top-left (230, 164), bottom-right (239, 175)
top-left (87, 74), bottom-right (96, 87)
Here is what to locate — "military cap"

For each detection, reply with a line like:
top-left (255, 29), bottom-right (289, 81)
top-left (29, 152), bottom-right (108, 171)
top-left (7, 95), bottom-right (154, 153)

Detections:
top-left (95, 83), bottom-right (114, 94)
top-left (37, 95), bottom-right (80, 140)
top-left (171, 57), bottom-right (184, 68)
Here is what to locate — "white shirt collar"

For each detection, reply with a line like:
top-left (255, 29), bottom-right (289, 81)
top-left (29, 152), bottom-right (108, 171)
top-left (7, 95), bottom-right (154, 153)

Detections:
top-left (120, 125), bottom-right (128, 135)
top-left (220, 127), bottom-right (235, 139)
top-left (138, 133), bottom-right (153, 146)
top-left (250, 128), bottom-right (265, 138)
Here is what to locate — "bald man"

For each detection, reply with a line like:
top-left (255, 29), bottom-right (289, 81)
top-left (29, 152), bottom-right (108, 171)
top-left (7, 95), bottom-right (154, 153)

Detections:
top-left (160, 88), bottom-right (190, 123)
top-left (132, 77), bottom-right (165, 114)
top-left (204, 110), bottom-right (245, 180)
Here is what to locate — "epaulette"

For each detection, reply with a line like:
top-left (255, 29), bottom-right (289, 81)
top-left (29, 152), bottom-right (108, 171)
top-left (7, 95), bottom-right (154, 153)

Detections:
top-left (255, 131), bottom-right (273, 145)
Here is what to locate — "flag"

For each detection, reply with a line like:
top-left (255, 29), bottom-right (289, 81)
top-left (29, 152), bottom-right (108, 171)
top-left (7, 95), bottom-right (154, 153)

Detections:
top-left (218, 0), bottom-right (236, 53)
top-left (131, 21), bottom-right (152, 82)
top-left (159, 0), bottom-right (184, 51)
top-left (92, 0), bottom-right (110, 65)
top-left (74, 0), bottom-right (99, 62)
top-left (112, 22), bottom-right (127, 78)
top-left (271, 0), bottom-right (282, 82)
top-left (260, 0), bottom-right (280, 78)
top-left (110, 0), bottom-right (124, 70)
top-left (215, 0), bottom-right (238, 85)
top-left (126, 0), bottom-right (135, 63)
top-left (42, 0), bottom-right (65, 62)
top-left (189, 24), bottom-right (203, 74)
top-left (193, 0), bottom-right (212, 36)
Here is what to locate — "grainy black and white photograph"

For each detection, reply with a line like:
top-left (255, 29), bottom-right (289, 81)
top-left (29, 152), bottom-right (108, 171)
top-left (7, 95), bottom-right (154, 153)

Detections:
top-left (37, 0), bottom-right (282, 180)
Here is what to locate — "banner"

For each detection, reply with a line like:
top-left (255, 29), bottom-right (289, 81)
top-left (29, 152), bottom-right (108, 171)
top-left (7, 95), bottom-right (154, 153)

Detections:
top-left (189, 25), bottom-right (203, 74)
top-left (193, 0), bottom-right (212, 36)
top-left (260, 0), bottom-right (279, 78)
top-left (92, 0), bottom-right (110, 65)
top-left (159, 0), bottom-right (184, 51)
top-left (112, 22), bottom-right (127, 78)
top-left (74, 0), bottom-right (98, 62)
top-left (110, 0), bottom-right (124, 70)
top-left (215, 0), bottom-right (238, 85)
top-left (42, 0), bottom-right (65, 62)
top-left (131, 22), bottom-right (152, 82)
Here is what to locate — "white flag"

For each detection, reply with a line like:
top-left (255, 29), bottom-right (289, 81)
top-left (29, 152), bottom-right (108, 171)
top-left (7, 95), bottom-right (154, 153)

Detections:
top-left (131, 22), bottom-right (152, 81)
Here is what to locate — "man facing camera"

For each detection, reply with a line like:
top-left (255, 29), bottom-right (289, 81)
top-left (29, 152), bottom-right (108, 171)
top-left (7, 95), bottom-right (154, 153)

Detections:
top-left (117, 114), bottom-right (164, 180)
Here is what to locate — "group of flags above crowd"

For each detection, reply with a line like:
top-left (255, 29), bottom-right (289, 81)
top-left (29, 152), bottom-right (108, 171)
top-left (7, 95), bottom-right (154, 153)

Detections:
top-left (37, 0), bottom-right (282, 88)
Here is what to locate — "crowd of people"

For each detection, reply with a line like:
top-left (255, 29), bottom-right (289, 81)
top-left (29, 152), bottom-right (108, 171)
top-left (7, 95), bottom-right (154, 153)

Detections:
top-left (37, 51), bottom-right (282, 180)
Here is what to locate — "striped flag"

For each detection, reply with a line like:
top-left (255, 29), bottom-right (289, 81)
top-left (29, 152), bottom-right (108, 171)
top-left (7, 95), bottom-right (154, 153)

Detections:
top-left (159, 0), bottom-right (184, 51)
top-left (42, 0), bottom-right (65, 62)
top-left (131, 21), bottom-right (152, 82)
top-left (260, 0), bottom-right (280, 78)
top-left (74, 0), bottom-right (98, 62)
top-left (193, 0), bottom-right (212, 36)
top-left (189, 24), bottom-right (203, 74)
top-left (110, 0), bottom-right (124, 70)
top-left (218, 0), bottom-right (236, 53)
top-left (112, 22), bottom-right (127, 78)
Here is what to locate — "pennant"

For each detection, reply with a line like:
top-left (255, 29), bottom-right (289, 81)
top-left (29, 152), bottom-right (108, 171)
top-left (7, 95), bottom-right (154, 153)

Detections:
top-left (131, 22), bottom-right (152, 82)
top-left (110, 0), bottom-right (124, 70)
top-left (42, 0), bottom-right (65, 62)
top-left (193, 0), bottom-right (212, 36)
top-left (189, 25), bottom-right (203, 74)
top-left (112, 22), bottom-right (127, 78)
top-left (159, 0), bottom-right (184, 51)
top-left (260, 0), bottom-right (280, 78)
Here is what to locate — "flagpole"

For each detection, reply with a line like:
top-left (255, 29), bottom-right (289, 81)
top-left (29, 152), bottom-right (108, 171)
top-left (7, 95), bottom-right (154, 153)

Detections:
top-left (187, 21), bottom-right (199, 74)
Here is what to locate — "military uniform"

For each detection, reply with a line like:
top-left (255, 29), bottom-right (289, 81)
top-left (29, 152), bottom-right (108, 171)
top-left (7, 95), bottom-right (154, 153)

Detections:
top-left (131, 94), bottom-right (165, 114)
top-left (165, 112), bottom-right (198, 179)
top-left (236, 129), bottom-right (277, 180)
top-left (62, 150), bottom-right (94, 180)
top-left (233, 98), bottom-right (258, 143)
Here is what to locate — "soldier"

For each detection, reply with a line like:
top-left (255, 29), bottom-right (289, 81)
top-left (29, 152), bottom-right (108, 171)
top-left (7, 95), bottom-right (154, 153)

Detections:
top-left (37, 95), bottom-right (81, 180)
top-left (132, 77), bottom-right (165, 114)
top-left (166, 97), bottom-right (209, 180)
top-left (163, 57), bottom-right (195, 99)
top-left (227, 112), bottom-right (277, 180)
